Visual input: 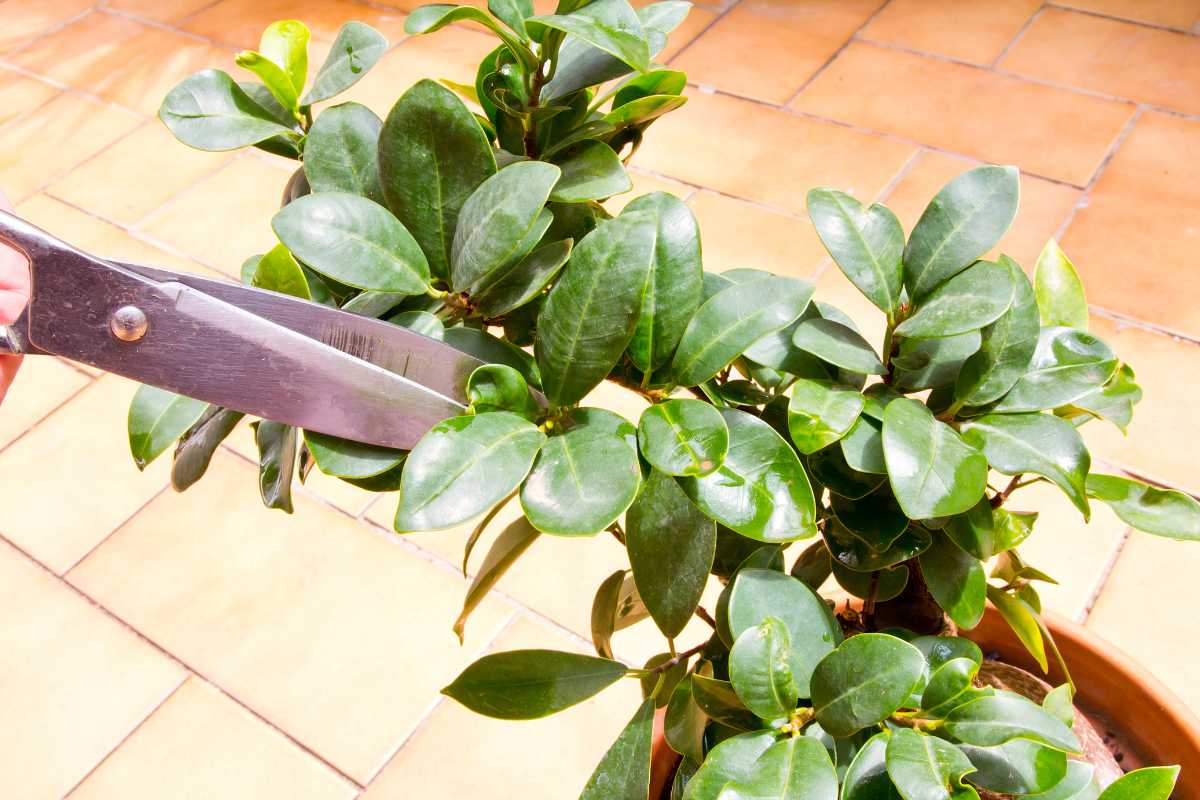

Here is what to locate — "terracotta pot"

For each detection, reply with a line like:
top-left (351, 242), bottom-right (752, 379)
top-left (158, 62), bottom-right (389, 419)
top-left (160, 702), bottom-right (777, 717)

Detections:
top-left (647, 606), bottom-right (1200, 799)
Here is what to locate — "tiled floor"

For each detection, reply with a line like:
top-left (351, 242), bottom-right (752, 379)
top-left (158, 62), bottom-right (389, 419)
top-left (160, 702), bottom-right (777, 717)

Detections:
top-left (0, 0), bottom-right (1198, 796)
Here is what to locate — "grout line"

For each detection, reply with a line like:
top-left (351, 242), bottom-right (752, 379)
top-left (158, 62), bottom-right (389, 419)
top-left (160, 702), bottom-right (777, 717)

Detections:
top-left (782, 0), bottom-right (894, 108)
top-left (1052, 106), bottom-right (1141, 241)
top-left (96, 5), bottom-right (234, 46)
top-left (1078, 526), bottom-right (1135, 623)
top-left (1044, 2), bottom-right (1200, 36)
top-left (662, 0), bottom-right (742, 66)
top-left (60, 482), bottom-right (172, 576)
top-left (0, 373), bottom-right (95, 458)
top-left (989, 3), bottom-right (1046, 69)
top-left (0, 5), bottom-right (100, 61)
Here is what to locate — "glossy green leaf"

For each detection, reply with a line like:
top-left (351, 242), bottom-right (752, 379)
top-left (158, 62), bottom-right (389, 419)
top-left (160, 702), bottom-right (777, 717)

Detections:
top-left (919, 535), bottom-right (986, 629)
top-left (490, 0), bottom-right (534, 38)
top-left (1026, 761), bottom-right (1100, 800)
top-left (614, 68), bottom-right (687, 107)
top-left (786, 379), bottom-right (865, 454)
top-left (945, 694), bottom-right (1080, 753)
top-left (719, 736), bottom-right (838, 800)
top-left (810, 442), bottom-right (887, 497)
top-left (840, 415), bottom-right (887, 475)
top-left (987, 586), bottom-right (1047, 672)
top-left (728, 617), bottom-right (799, 721)
top-left (454, 515), bottom-right (539, 642)
top-left (690, 676), bottom-right (759, 731)
top-left (159, 69), bottom-right (298, 151)
top-left (625, 192), bottom-right (703, 372)
top-left (807, 188), bottom-right (904, 315)
top-left (886, 728), bottom-right (978, 800)
top-left (1034, 239), bottom-right (1088, 331)
top-left (961, 413), bottom-right (1090, 518)
top-left (679, 409), bottom-right (817, 543)
top-left (626, 470), bottom-right (716, 638)
top-left (235, 50), bottom-right (301, 115)
top-left (604, 94), bottom-right (687, 128)
top-left (536, 211), bottom-right (656, 406)
top-left (444, 326), bottom-right (541, 387)
top-left (530, 0), bottom-right (650, 71)
top-left (304, 102), bottom-right (383, 202)
top-left (396, 412), bottom-right (545, 531)
top-left (1096, 766), bottom-right (1180, 800)
top-left (790, 541), bottom-right (832, 590)
top-left (272, 192), bottom-right (430, 293)
top-left (1042, 684), bottom-right (1075, 728)
top-left (792, 318), bottom-right (885, 375)
top-left (903, 164), bottom-right (1019, 300)
top-left (682, 730), bottom-right (776, 800)
top-left (579, 698), bottom-right (655, 799)
top-left (443, 649), bottom-right (627, 719)
top-left (953, 255), bottom-right (1038, 405)
top-left (467, 363), bottom-right (539, 418)
top-left (405, 5), bottom-right (535, 70)
top-left (894, 331), bottom-right (981, 392)
top-left (1060, 363), bottom-right (1141, 433)
top-left (882, 398), bottom-right (988, 519)
top-left (943, 498), bottom-right (997, 560)
top-left (672, 275), bottom-right (814, 387)
top-left (388, 309), bottom-right (444, 338)
top-left (1085, 474), bottom-right (1200, 541)
top-left (251, 242), bottom-right (310, 299)
top-left (989, 327), bottom-right (1117, 413)
top-left (957, 740), bottom-right (1067, 795)
top-left (825, 523), bottom-right (931, 573)
top-left (811, 634), bottom-right (925, 737)
top-left (128, 386), bottom-right (208, 471)
top-left (170, 406), bottom-right (243, 491)
top-left (261, 20), bottom-right (309, 100)
top-left (253, 421), bottom-right (297, 513)
top-left (894, 260), bottom-right (1015, 339)
top-left (472, 239), bottom-right (573, 318)
top-left (665, 674), bottom-right (707, 763)
top-left (831, 486), bottom-right (908, 549)
top-left (302, 429), bottom-right (405, 478)
top-left (550, 140), bottom-right (631, 202)
top-left (727, 569), bottom-right (841, 698)
top-left (638, 399), bottom-right (729, 477)
top-left (591, 570), bottom-right (649, 659)
top-left (842, 733), bottom-right (903, 800)
top-left (301, 21), bottom-right (388, 104)
top-left (921, 657), bottom-right (980, 715)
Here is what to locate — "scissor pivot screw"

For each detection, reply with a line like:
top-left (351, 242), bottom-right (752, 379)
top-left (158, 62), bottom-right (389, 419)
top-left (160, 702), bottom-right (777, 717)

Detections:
top-left (109, 305), bottom-right (148, 342)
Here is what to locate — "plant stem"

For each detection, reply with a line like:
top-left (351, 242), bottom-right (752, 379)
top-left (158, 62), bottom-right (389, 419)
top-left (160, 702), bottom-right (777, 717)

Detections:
top-left (991, 473), bottom-right (1025, 508)
top-left (644, 640), bottom-right (708, 675)
top-left (862, 571), bottom-right (880, 631)
top-left (694, 606), bottom-right (717, 629)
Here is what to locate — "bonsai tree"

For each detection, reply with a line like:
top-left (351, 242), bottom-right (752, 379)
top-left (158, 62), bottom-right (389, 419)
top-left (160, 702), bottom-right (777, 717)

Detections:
top-left (125, 3), bottom-right (1200, 798)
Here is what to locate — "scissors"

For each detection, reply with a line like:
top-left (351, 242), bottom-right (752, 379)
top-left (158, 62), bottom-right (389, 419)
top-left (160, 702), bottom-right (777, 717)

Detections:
top-left (0, 211), bottom-right (493, 450)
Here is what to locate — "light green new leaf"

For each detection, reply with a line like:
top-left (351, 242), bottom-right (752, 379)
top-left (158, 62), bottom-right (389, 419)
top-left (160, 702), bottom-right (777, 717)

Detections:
top-left (396, 412), bottom-right (545, 531)
top-left (882, 398), bottom-right (988, 519)
top-left (728, 617), bottom-right (799, 721)
top-left (792, 318), bottom-right (886, 375)
top-left (944, 694), bottom-right (1081, 753)
top-left (551, 140), bottom-right (631, 202)
top-left (1035, 239), bottom-right (1088, 331)
top-left (638, 399), bottom-right (729, 477)
top-left (304, 102), bottom-right (383, 202)
top-left (961, 413), bottom-right (1090, 518)
top-left (301, 22), bottom-right (388, 104)
top-left (604, 94), bottom-right (687, 128)
top-left (811, 634), bottom-right (925, 737)
top-left (454, 515), bottom-right (539, 642)
top-left (272, 192), bottom-right (430, 293)
top-left (521, 426), bottom-right (642, 535)
top-left (530, 0), bottom-right (650, 71)
top-left (918, 535), bottom-right (986, 629)
top-left (903, 164), bottom-right (1020, 300)
top-left (682, 731), bottom-right (776, 800)
top-left (989, 327), bottom-right (1117, 413)
top-left (234, 51), bottom-right (301, 116)
top-left (1085, 474), bottom-right (1200, 541)
top-left (886, 728), bottom-right (979, 800)
top-left (579, 699), bottom-right (655, 800)
top-left (159, 69), bottom-right (298, 151)
top-left (128, 386), bottom-right (208, 470)
top-left (259, 20), bottom-right (309, 100)
top-left (613, 68), bottom-right (687, 108)
top-left (253, 420), bottom-right (297, 513)
top-left (954, 255), bottom-right (1039, 406)
top-left (536, 211), bottom-right (657, 406)
top-left (718, 737), bottom-right (838, 800)
top-left (786, 379), bottom-right (865, 454)
top-left (1096, 766), bottom-right (1180, 800)
top-left (842, 734), bottom-right (902, 800)
top-left (443, 649), bottom-right (627, 719)
top-left (894, 260), bottom-right (1016, 339)
top-left (987, 586), bottom-right (1047, 672)
top-left (251, 242), bottom-right (310, 299)
top-left (302, 429), bottom-right (405, 478)
top-left (807, 188), bottom-right (904, 315)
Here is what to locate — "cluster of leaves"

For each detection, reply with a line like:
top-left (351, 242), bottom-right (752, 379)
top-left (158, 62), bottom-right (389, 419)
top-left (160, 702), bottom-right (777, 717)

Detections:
top-left (123, 4), bottom-right (1200, 798)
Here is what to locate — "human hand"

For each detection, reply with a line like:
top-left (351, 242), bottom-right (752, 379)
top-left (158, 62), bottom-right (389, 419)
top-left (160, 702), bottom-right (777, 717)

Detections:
top-left (0, 191), bottom-right (30, 404)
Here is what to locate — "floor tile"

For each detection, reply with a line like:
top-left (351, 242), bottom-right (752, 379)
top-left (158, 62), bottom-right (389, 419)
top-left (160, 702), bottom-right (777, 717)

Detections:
top-left (0, 70), bottom-right (61, 130)
top-left (182, 0), bottom-right (408, 49)
top-left (361, 615), bottom-right (647, 799)
top-left (687, 190), bottom-right (829, 280)
top-left (635, 89), bottom-right (916, 216)
top-left (1052, 0), bottom-right (1200, 33)
top-left (0, 91), bottom-right (142, 202)
top-left (603, 168), bottom-right (694, 214)
top-left (792, 42), bottom-right (1135, 187)
top-left (1060, 112), bottom-right (1200, 337)
top-left (881, 150), bottom-right (1081, 270)
top-left (1000, 8), bottom-right (1200, 116)
top-left (11, 11), bottom-right (231, 116)
top-left (299, 467), bottom-right (381, 519)
top-left (106, 0), bottom-right (220, 24)
top-left (0, 355), bottom-right (90, 451)
top-left (0, 375), bottom-right (170, 573)
top-left (673, 0), bottom-right (885, 104)
top-left (0, 539), bottom-right (184, 799)
top-left (1087, 530), bottom-right (1200, 713)
top-left (860, 0), bottom-right (1041, 65)
top-left (654, 1), bottom-right (717, 63)
top-left (0, 0), bottom-right (95, 54)
top-left (70, 678), bottom-right (357, 800)
top-left (138, 157), bottom-right (294, 276)
top-left (68, 452), bottom-right (513, 783)
top-left (1079, 316), bottom-right (1200, 496)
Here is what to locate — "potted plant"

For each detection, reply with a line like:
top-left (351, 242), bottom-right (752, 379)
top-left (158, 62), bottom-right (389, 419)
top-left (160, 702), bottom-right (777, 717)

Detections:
top-left (124, 2), bottom-right (1200, 798)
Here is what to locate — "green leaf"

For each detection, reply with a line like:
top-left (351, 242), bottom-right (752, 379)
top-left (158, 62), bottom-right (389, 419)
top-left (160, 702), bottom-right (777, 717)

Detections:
top-left (467, 363), bottom-right (539, 418)
top-left (454, 515), bottom-right (539, 642)
top-left (472, 239), bottom-right (573, 318)
top-left (682, 731), bottom-right (776, 800)
top-left (690, 675), bottom-right (759, 731)
top-left (911, 636), bottom-right (983, 670)
top-left (251, 242), bottom-right (310, 299)
top-left (728, 617), bottom-right (799, 721)
top-left (1060, 363), bottom-right (1141, 433)
top-left (170, 406), bottom-right (243, 491)
top-left (680, 409), bottom-right (817, 543)
top-left (521, 425), bottom-right (642, 535)
top-left (831, 486), bottom-right (907, 548)
top-left (894, 260), bottom-right (1015, 339)
top-left (665, 674), bottom-right (707, 762)
top-left (388, 309), bottom-right (444, 339)
top-left (614, 68), bottom-right (687, 107)
top-left (405, 5), bottom-right (536, 71)
top-left (842, 733), bottom-right (903, 800)
top-left (719, 736), bottom-right (838, 800)
top-left (1035, 240), bottom-right (1088, 331)
top-left (882, 398), bottom-right (988, 519)
top-left (959, 740), bottom-right (1067, 795)
top-left (530, 0), bottom-right (650, 71)
top-left (945, 693), bottom-right (1081, 752)
top-left (235, 50), bottom-right (301, 116)
top-left (989, 327), bottom-right (1117, 413)
top-left (536, 211), bottom-right (656, 406)
top-left (443, 649), bottom-right (627, 719)
top-left (253, 421), bottom-right (297, 513)
top-left (673, 276), bottom-right (814, 387)
top-left (807, 188), bottom-right (904, 315)
top-left (625, 470), bottom-right (716, 638)
top-left (260, 20), bottom-right (309, 101)
top-left (943, 498), bottom-right (998, 560)
top-left (591, 570), bottom-right (648, 659)
top-left (811, 443), bottom-right (888, 497)
top-left (885, 728), bottom-right (978, 800)
top-left (919, 535), bottom-right (986, 629)
top-left (302, 429), bottom-right (405, 479)
top-left (921, 657), bottom-right (981, 716)
top-left (1026, 761), bottom-right (1100, 800)
top-left (840, 416), bottom-right (887, 475)
top-left (624, 193), bottom-right (703, 373)
top-left (396, 412), bottom-right (545, 531)
top-left (579, 698), bottom-right (655, 800)
top-left (903, 164), bottom-right (1020, 300)
top-left (490, 0), bottom-right (534, 38)
top-left (444, 326), bottom-right (541, 387)
top-left (987, 586), bottom-right (1047, 672)
top-left (894, 331), bottom-right (981, 392)
top-left (303, 102), bottom-right (383, 202)
top-left (954, 255), bottom-right (1039, 406)
top-left (960, 413), bottom-right (1090, 518)
top-left (128, 386), bottom-right (208, 471)
top-left (272, 192), bottom-right (430, 293)
top-left (811, 634), bottom-right (925, 737)
top-left (1096, 766), bottom-right (1180, 800)
top-left (1085, 474), bottom-right (1200, 541)
top-left (1042, 684), bottom-right (1075, 728)
top-left (786, 379), bottom-right (865, 454)
top-left (637, 399), bottom-right (728, 477)
top-left (727, 569), bottom-right (842, 698)
top-left (301, 21), bottom-right (387, 104)
top-left (378, 80), bottom-right (497, 281)
top-left (792, 318), bottom-right (886, 375)
top-left (826, 523), bottom-right (931, 574)
top-left (550, 140), bottom-right (631, 202)
top-left (159, 69), bottom-right (297, 151)
top-left (604, 94), bottom-right (687, 129)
